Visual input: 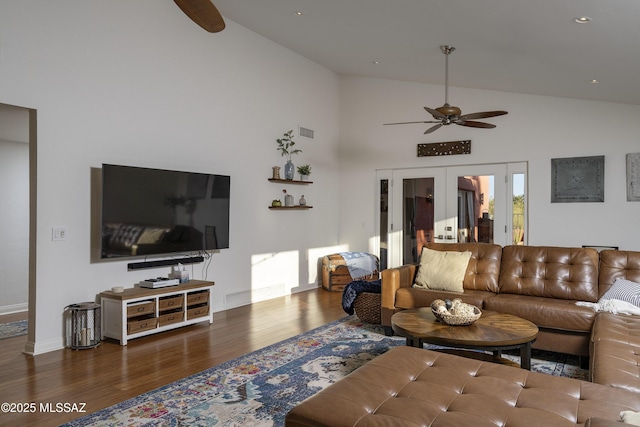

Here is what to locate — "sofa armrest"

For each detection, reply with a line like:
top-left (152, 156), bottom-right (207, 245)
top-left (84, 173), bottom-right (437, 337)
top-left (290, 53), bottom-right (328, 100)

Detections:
top-left (381, 264), bottom-right (417, 328)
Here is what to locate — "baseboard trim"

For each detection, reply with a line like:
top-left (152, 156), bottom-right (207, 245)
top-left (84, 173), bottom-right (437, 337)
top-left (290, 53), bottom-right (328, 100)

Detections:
top-left (0, 303), bottom-right (28, 316)
top-left (24, 337), bottom-right (64, 356)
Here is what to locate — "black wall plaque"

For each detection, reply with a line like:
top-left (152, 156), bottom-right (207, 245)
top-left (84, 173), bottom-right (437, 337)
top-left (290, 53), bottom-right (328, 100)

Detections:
top-left (417, 140), bottom-right (471, 157)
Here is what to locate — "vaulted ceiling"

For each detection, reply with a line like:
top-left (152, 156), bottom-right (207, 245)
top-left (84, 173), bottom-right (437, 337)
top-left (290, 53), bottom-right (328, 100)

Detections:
top-left (214, 0), bottom-right (640, 106)
top-left (5, 1), bottom-right (640, 145)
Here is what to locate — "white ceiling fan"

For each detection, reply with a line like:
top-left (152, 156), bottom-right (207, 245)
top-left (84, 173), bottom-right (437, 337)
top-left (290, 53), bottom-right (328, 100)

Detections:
top-left (385, 45), bottom-right (508, 134)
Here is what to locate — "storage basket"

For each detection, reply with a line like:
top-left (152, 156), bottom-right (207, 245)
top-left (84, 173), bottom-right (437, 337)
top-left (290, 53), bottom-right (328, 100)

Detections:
top-left (321, 253), bottom-right (380, 292)
top-left (353, 292), bottom-right (381, 324)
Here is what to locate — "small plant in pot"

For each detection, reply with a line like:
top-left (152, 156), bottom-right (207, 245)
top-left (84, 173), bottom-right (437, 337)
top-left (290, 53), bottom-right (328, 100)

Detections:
top-left (276, 130), bottom-right (302, 180)
top-left (297, 164), bottom-right (312, 181)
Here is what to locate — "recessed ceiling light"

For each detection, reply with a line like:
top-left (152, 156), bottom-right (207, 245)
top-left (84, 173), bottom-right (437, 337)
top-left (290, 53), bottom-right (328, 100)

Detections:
top-left (574, 16), bottom-right (592, 24)
top-left (372, 61), bottom-right (380, 65)
top-left (590, 79), bottom-right (599, 84)
top-left (294, 11), bottom-right (303, 16)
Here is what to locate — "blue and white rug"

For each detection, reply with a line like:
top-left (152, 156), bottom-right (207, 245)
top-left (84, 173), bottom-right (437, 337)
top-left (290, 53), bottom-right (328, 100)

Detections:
top-left (62, 315), bottom-right (587, 426)
top-left (0, 319), bottom-right (28, 340)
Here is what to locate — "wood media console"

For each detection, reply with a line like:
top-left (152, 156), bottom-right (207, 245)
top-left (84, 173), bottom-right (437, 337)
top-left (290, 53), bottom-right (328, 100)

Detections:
top-left (100, 280), bottom-right (214, 345)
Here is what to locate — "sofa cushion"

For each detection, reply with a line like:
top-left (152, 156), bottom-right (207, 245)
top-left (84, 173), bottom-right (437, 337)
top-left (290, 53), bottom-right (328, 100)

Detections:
top-left (591, 339), bottom-right (640, 394)
top-left (599, 278), bottom-right (640, 308)
top-left (425, 243), bottom-right (502, 293)
top-left (414, 248), bottom-right (471, 292)
top-left (499, 245), bottom-right (599, 302)
top-left (590, 312), bottom-right (640, 393)
top-left (484, 293), bottom-right (596, 332)
top-left (599, 250), bottom-right (640, 297)
top-left (395, 287), bottom-right (494, 311)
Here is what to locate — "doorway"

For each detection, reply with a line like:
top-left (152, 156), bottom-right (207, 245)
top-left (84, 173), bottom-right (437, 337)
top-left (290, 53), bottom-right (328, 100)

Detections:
top-left (376, 162), bottom-right (526, 269)
top-left (0, 102), bottom-right (36, 352)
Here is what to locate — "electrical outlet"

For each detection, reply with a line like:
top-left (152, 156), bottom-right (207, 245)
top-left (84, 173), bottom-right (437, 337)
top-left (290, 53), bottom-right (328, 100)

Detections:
top-left (52, 227), bottom-right (66, 241)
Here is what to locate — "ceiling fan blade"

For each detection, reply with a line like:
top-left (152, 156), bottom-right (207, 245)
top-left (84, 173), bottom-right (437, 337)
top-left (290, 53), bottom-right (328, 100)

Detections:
top-left (424, 124), bottom-right (443, 134)
top-left (174, 0), bottom-right (226, 33)
top-left (459, 110), bottom-right (508, 120)
top-left (424, 107), bottom-right (446, 120)
top-left (384, 120), bottom-right (441, 125)
top-left (456, 120), bottom-right (497, 129)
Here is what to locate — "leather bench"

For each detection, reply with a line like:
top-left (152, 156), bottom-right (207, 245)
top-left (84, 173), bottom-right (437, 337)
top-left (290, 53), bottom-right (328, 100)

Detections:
top-left (285, 346), bottom-right (640, 427)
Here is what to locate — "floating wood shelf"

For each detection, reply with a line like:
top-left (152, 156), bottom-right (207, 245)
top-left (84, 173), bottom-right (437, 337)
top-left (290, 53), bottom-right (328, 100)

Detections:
top-left (268, 178), bottom-right (313, 185)
top-left (269, 205), bottom-right (313, 210)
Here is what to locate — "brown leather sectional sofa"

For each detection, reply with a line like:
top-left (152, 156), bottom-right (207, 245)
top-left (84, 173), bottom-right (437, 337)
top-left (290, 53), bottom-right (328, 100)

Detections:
top-left (285, 244), bottom-right (640, 426)
top-left (380, 243), bottom-right (640, 391)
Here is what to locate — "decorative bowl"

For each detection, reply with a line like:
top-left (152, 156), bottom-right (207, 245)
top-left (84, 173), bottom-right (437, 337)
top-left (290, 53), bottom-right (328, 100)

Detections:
top-left (430, 299), bottom-right (482, 326)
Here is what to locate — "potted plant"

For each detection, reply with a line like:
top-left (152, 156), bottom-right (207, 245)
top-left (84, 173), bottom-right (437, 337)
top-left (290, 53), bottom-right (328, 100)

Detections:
top-left (276, 130), bottom-right (302, 180)
top-left (297, 164), bottom-right (312, 181)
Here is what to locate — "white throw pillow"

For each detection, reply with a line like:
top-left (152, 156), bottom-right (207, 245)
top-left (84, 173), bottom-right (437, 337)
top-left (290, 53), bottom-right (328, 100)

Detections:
top-left (600, 278), bottom-right (640, 308)
top-left (413, 248), bottom-right (472, 293)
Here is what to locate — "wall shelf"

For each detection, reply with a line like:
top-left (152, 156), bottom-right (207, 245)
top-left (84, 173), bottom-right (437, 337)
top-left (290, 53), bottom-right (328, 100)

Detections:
top-left (269, 205), bottom-right (313, 210)
top-left (269, 177), bottom-right (313, 210)
top-left (268, 178), bottom-right (313, 185)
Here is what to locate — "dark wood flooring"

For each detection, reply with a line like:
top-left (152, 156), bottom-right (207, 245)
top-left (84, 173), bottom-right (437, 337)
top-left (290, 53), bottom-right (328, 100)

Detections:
top-left (0, 288), bottom-right (346, 426)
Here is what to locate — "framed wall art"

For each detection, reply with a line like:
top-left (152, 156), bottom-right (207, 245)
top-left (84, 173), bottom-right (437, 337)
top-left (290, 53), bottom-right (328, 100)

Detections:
top-left (627, 153), bottom-right (640, 201)
top-left (551, 155), bottom-right (604, 203)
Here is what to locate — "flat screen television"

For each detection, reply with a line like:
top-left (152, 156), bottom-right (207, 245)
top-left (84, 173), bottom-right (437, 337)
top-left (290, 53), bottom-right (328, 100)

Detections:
top-left (101, 164), bottom-right (230, 259)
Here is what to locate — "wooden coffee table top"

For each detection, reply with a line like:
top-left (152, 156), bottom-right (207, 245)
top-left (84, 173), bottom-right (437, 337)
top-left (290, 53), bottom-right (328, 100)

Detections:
top-left (391, 308), bottom-right (538, 348)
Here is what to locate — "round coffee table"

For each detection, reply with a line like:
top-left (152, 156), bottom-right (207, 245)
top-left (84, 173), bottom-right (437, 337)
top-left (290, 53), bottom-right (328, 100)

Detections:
top-left (391, 308), bottom-right (539, 369)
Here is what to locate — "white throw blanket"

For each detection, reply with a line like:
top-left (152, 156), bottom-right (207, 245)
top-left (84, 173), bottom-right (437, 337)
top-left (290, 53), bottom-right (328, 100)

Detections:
top-left (576, 299), bottom-right (640, 316)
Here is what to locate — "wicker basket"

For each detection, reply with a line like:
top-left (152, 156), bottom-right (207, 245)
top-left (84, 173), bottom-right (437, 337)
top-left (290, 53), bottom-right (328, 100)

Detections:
top-left (431, 303), bottom-right (482, 326)
top-left (353, 292), bottom-right (381, 324)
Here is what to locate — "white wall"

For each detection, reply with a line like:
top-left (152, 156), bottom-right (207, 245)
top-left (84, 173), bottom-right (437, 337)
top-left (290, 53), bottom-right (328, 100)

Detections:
top-left (339, 76), bottom-right (640, 254)
top-left (0, 139), bottom-right (29, 313)
top-left (0, 1), bottom-right (341, 354)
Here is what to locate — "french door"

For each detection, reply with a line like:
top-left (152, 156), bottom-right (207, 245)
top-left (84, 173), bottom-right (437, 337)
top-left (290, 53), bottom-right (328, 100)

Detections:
top-left (376, 162), bottom-right (526, 268)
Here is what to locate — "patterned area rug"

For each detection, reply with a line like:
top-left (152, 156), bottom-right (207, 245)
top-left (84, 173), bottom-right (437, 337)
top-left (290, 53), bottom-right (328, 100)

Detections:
top-left (0, 319), bottom-right (28, 339)
top-left (63, 316), bottom-right (588, 427)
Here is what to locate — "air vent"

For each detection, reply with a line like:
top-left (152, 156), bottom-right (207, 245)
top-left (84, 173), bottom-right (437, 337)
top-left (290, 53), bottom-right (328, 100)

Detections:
top-left (299, 126), bottom-right (314, 139)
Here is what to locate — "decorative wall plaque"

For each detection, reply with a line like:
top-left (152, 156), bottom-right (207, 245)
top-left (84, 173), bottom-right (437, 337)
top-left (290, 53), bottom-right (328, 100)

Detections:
top-left (551, 155), bottom-right (604, 203)
top-left (627, 153), bottom-right (640, 201)
top-left (417, 140), bottom-right (471, 157)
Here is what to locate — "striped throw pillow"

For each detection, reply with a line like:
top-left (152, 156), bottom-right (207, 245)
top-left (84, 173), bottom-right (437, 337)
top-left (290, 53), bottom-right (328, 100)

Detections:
top-left (600, 278), bottom-right (640, 308)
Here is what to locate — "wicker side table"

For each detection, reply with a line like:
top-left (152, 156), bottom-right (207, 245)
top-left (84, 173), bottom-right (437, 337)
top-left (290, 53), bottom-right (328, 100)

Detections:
top-left (353, 292), bottom-right (381, 324)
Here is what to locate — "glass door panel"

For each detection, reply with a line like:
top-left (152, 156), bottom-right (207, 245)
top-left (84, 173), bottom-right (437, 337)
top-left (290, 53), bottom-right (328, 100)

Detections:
top-left (402, 177), bottom-right (434, 264)
top-left (379, 178), bottom-right (389, 270)
top-left (447, 165), bottom-right (508, 246)
top-left (457, 175), bottom-right (494, 243)
top-left (512, 172), bottom-right (526, 245)
top-left (390, 169), bottom-right (446, 267)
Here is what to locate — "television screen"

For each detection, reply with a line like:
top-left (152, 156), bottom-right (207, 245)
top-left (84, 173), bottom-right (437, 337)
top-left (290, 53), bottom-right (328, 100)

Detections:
top-left (101, 164), bottom-right (230, 259)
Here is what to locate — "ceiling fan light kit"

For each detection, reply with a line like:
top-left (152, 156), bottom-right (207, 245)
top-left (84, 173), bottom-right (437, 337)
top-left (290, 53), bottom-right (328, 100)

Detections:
top-left (384, 45), bottom-right (508, 134)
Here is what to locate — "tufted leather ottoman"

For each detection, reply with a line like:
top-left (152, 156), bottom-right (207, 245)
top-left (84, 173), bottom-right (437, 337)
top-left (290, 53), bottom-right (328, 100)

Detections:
top-left (285, 346), bottom-right (640, 426)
